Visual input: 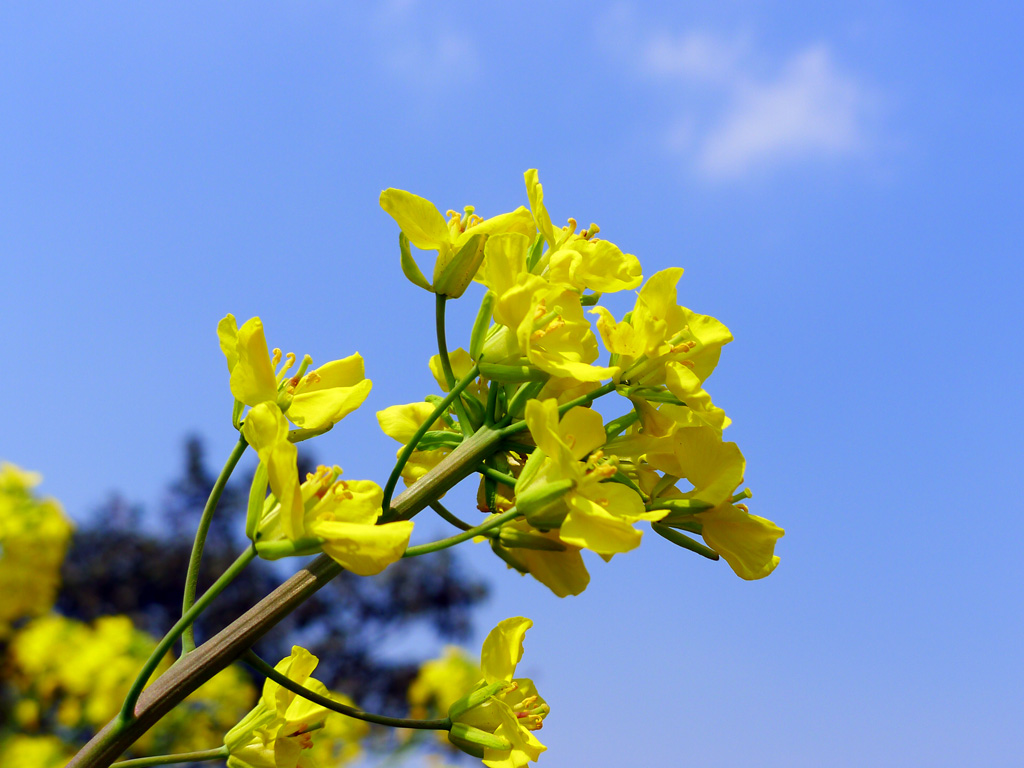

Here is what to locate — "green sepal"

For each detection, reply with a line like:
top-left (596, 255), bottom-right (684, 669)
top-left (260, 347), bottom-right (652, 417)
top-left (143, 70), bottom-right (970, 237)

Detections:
top-left (286, 423), bottom-right (334, 443)
top-left (231, 399), bottom-right (245, 430)
top-left (478, 362), bottom-right (549, 382)
top-left (490, 539), bottom-right (529, 574)
top-left (505, 379), bottom-right (548, 419)
top-left (435, 233), bottom-right (486, 298)
top-left (448, 723), bottom-right (511, 758)
top-left (517, 476), bottom-right (574, 530)
top-left (648, 498), bottom-right (715, 514)
top-left (580, 291), bottom-right (602, 306)
top-left (461, 392), bottom-right (487, 430)
top-left (651, 522), bottom-right (719, 560)
top-left (448, 681), bottom-right (509, 721)
top-left (255, 537), bottom-right (324, 560)
top-left (470, 291), bottom-right (496, 361)
top-left (498, 527), bottom-right (566, 551)
top-left (245, 461), bottom-right (270, 541)
top-left (399, 232), bottom-right (433, 292)
top-left (606, 471), bottom-right (645, 499)
top-left (415, 431), bottom-right (464, 450)
top-left (526, 233), bottom-right (545, 272)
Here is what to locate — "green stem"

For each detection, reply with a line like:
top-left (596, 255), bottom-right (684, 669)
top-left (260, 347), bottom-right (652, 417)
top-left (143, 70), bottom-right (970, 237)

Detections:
top-left (485, 379), bottom-right (500, 425)
top-left (242, 651), bottom-right (450, 731)
top-left (478, 465), bottom-right (517, 488)
top-left (436, 294), bottom-right (474, 436)
top-left (381, 362), bottom-right (481, 512)
top-left (182, 435), bottom-right (248, 654)
top-left (403, 507), bottom-right (520, 558)
top-left (120, 547), bottom-right (256, 721)
top-left (111, 747), bottom-right (229, 767)
top-left (429, 500), bottom-right (474, 532)
top-left (501, 381), bottom-right (617, 436)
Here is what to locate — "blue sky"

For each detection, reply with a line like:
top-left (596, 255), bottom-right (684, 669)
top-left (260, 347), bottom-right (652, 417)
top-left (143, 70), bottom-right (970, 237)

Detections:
top-left (2, 2), bottom-right (1022, 766)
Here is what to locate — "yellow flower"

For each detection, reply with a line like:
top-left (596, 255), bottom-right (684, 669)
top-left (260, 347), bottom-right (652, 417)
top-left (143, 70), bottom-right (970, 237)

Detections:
top-left (0, 735), bottom-right (71, 768)
top-left (218, 314), bottom-right (372, 431)
top-left (615, 424), bottom-right (784, 580)
top-left (379, 188), bottom-right (534, 298)
top-left (524, 169), bottom-right (642, 294)
top-left (447, 617), bottom-right (548, 768)
top-left (517, 399), bottom-right (657, 556)
top-left (485, 276), bottom-right (618, 382)
top-left (252, 460), bottom-right (414, 577)
top-left (0, 463), bottom-right (73, 636)
top-left (225, 647), bottom-right (332, 768)
top-left (592, 267), bottom-right (733, 385)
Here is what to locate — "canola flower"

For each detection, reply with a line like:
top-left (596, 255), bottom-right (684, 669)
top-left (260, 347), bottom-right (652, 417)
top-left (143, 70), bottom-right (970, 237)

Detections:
top-left (444, 617), bottom-right (548, 768)
top-left (47, 170), bottom-right (785, 768)
top-left (0, 463), bottom-right (73, 637)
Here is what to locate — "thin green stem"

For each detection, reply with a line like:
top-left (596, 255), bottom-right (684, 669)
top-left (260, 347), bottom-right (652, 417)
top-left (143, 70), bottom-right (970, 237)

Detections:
top-left (403, 507), bottom-right (520, 558)
top-left (242, 651), bottom-right (450, 730)
top-left (501, 380), bottom-right (617, 436)
top-left (429, 500), bottom-right (474, 532)
top-left (436, 294), bottom-right (475, 436)
top-left (485, 378), bottom-right (500, 426)
top-left (120, 547), bottom-right (256, 721)
top-left (182, 435), bottom-right (248, 654)
top-left (111, 747), bottom-right (229, 767)
top-left (478, 465), bottom-right (517, 488)
top-left (381, 362), bottom-right (481, 512)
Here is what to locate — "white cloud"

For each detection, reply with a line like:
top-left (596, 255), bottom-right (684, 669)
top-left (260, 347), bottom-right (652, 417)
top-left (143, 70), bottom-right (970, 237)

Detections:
top-left (697, 45), bottom-right (870, 178)
top-left (601, 8), bottom-right (877, 180)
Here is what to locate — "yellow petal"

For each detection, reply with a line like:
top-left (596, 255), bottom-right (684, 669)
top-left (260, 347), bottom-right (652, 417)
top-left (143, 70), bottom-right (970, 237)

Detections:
top-left (480, 617), bottom-right (532, 684)
top-left (309, 519), bottom-right (414, 576)
top-left (560, 491), bottom-right (644, 555)
top-left (287, 379), bottom-right (373, 430)
top-left (524, 169), bottom-right (555, 246)
top-left (697, 504), bottom-right (784, 580)
top-left (229, 317), bottom-right (279, 407)
top-left (377, 401), bottom-right (446, 443)
top-left (477, 233), bottom-right (530, 295)
top-left (379, 188), bottom-right (451, 251)
top-left (556, 406), bottom-right (606, 461)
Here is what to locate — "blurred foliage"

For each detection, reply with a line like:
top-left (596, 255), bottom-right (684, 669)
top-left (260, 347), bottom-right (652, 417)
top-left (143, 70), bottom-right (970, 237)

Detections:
top-left (0, 440), bottom-right (488, 764)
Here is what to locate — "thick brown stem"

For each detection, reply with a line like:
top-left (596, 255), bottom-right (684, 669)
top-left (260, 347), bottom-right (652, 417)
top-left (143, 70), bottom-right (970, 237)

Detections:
top-left (66, 426), bottom-right (504, 768)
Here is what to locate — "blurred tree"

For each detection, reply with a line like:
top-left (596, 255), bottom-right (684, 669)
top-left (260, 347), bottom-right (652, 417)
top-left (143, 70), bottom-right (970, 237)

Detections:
top-left (57, 435), bottom-right (488, 716)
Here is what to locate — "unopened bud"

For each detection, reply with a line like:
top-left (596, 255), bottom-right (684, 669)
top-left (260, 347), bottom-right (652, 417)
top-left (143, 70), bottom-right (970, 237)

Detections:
top-left (435, 233), bottom-right (487, 298)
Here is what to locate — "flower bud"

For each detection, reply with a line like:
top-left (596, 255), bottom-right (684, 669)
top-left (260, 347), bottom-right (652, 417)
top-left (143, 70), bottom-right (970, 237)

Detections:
top-left (434, 232), bottom-right (487, 298)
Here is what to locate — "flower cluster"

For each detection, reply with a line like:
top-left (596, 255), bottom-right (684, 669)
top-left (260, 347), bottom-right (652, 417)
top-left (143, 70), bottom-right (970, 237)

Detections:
top-left (224, 646), bottom-right (366, 768)
top-left (218, 315), bottom-right (414, 575)
top-left (413, 618), bottom-right (548, 768)
top-left (0, 463), bottom-right (73, 636)
top-left (379, 170), bottom-right (784, 597)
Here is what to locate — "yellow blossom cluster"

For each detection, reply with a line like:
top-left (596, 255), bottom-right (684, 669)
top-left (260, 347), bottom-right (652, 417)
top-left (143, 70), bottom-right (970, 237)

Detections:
top-left (378, 170), bottom-right (784, 598)
top-left (0, 463), bottom-right (73, 636)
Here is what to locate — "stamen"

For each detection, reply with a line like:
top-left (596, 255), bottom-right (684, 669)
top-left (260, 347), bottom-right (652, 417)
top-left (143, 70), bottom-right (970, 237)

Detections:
top-left (276, 352), bottom-right (297, 384)
top-left (566, 217), bottom-right (578, 234)
top-left (271, 348), bottom-right (283, 368)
